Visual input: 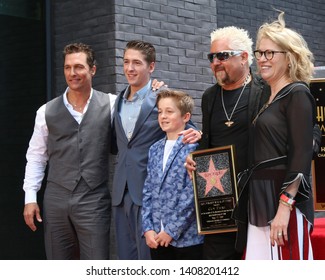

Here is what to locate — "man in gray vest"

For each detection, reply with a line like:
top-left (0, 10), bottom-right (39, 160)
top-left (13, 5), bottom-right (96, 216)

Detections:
top-left (22, 43), bottom-right (116, 259)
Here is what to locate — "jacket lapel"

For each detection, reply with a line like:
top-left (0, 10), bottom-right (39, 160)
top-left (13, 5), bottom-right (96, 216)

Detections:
top-left (160, 137), bottom-right (184, 183)
top-left (114, 90), bottom-right (129, 143)
top-left (130, 89), bottom-right (157, 142)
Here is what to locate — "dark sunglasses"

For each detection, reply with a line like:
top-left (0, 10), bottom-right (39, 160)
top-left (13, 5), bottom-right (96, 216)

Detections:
top-left (207, 50), bottom-right (243, 63)
top-left (253, 50), bottom-right (286, 60)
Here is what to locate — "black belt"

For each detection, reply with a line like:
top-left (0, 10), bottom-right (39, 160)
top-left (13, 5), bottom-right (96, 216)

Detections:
top-left (237, 155), bottom-right (287, 190)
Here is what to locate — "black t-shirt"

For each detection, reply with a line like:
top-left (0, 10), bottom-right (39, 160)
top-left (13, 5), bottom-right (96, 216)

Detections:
top-left (209, 85), bottom-right (250, 174)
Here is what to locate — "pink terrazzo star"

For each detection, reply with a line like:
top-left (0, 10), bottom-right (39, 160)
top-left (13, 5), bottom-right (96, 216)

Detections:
top-left (198, 157), bottom-right (227, 196)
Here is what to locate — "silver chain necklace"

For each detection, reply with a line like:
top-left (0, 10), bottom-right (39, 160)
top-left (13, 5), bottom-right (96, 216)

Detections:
top-left (221, 74), bottom-right (250, 127)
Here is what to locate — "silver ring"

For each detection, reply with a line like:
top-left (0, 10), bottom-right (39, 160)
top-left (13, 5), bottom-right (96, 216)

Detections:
top-left (277, 232), bottom-right (282, 236)
top-left (184, 162), bottom-right (187, 167)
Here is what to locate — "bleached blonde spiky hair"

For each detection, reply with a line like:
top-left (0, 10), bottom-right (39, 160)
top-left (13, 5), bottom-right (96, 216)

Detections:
top-left (210, 26), bottom-right (253, 66)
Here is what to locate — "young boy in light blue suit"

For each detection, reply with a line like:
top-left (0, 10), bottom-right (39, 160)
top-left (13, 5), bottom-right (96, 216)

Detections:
top-left (142, 89), bottom-right (203, 260)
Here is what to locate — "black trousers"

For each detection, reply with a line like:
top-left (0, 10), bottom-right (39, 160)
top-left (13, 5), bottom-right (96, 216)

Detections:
top-left (150, 244), bottom-right (203, 260)
top-left (203, 232), bottom-right (242, 260)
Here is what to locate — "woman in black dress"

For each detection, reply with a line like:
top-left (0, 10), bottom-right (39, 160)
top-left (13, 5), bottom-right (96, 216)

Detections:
top-left (236, 11), bottom-right (315, 259)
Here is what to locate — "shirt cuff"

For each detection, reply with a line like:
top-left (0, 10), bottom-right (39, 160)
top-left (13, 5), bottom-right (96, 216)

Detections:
top-left (24, 190), bottom-right (37, 204)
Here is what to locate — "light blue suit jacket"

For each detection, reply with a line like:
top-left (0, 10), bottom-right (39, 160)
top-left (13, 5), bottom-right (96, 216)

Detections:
top-left (142, 136), bottom-right (204, 248)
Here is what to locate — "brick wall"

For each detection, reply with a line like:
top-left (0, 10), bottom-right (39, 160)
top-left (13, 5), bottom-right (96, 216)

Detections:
top-left (1, 0), bottom-right (322, 260)
top-left (52, 0), bottom-right (325, 127)
top-left (113, 0), bottom-right (217, 125)
top-left (50, 0), bottom-right (325, 260)
top-left (51, 1), bottom-right (116, 96)
top-left (215, 0), bottom-right (325, 69)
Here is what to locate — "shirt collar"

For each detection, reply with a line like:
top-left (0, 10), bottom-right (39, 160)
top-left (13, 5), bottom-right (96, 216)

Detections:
top-left (63, 88), bottom-right (93, 107)
top-left (122, 80), bottom-right (152, 101)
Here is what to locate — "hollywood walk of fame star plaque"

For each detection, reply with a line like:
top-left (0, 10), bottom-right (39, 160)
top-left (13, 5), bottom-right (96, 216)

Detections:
top-left (310, 78), bottom-right (325, 211)
top-left (190, 145), bottom-right (238, 234)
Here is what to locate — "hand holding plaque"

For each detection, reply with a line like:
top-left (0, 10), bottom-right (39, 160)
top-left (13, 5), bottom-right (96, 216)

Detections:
top-left (190, 145), bottom-right (238, 234)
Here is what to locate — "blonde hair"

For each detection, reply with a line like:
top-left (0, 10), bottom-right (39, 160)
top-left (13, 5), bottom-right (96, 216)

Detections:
top-left (156, 89), bottom-right (194, 116)
top-left (256, 11), bottom-right (314, 84)
top-left (210, 26), bottom-right (253, 66)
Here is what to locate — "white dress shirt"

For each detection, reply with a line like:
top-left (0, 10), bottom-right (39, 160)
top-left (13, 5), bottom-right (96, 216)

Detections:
top-left (23, 88), bottom-right (116, 204)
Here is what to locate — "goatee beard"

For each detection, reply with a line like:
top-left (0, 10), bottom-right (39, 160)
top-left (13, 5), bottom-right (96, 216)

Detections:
top-left (216, 71), bottom-right (225, 86)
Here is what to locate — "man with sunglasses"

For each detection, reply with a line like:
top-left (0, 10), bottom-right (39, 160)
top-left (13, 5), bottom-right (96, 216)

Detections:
top-left (186, 26), bottom-right (321, 260)
top-left (185, 26), bottom-right (270, 260)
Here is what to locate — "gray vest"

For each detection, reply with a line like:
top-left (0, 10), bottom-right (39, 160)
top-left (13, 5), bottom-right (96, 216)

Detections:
top-left (45, 90), bottom-right (112, 191)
